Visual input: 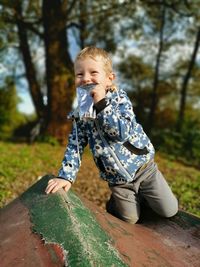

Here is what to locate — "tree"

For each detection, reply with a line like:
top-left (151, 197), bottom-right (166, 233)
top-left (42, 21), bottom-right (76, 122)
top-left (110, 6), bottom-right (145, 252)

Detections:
top-left (118, 55), bottom-right (153, 126)
top-left (13, 1), bottom-right (45, 119)
top-left (176, 26), bottom-right (200, 131)
top-left (1, 0), bottom-right (199, 143)
top-left (42, 0), bottom-right (74, 141)
top-left (0, 78), bottom-right (24, 139)
top-left (146, 3), bottom-right (166, 134)
top-left (116, 0), bottom-right (200, 133)
top-left (0, 0), bottom-right (133, 142)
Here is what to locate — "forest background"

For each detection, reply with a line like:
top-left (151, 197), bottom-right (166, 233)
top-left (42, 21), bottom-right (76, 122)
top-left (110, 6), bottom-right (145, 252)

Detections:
top-left (0, 0), bottom-right (199, 216)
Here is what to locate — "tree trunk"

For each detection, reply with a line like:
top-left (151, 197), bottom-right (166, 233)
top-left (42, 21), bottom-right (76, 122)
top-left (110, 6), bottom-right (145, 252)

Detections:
top-left (79, 0), bottom-right (87, 49)
top-left (42, 0), bottom-right (74, 143)
top-left (147, 5), bottom-right (166, 135)
top-left (14, 2), bottom-right (45, 119)
top-left (176, 26), bottom-right (200, 131)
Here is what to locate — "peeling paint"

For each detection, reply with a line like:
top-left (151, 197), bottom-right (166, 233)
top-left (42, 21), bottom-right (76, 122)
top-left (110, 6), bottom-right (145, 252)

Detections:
top-left (1, 198), bottom-right (66, 267)
top-left (20, 175), bottom-right (128, 267)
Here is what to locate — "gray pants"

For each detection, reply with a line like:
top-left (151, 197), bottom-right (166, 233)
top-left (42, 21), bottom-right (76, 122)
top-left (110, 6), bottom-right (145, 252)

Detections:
top-left (106, 160), bottom-right (178, 224)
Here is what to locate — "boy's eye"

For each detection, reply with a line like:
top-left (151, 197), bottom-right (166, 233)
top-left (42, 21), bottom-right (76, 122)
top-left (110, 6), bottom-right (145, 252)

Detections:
top-left (76, 73), bottom-right (83, 77)
top-left (91, 71), bottom-right (98, 75)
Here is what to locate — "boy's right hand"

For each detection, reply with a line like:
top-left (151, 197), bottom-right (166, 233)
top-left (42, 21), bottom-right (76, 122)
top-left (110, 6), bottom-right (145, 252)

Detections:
top-left (90, 84), bottom-right (107, 103)
top-left (45, 178), bottom-right (71, 194)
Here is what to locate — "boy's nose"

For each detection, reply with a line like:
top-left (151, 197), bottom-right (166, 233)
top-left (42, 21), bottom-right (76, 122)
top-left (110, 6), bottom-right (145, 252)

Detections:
top-left (82, 74), bottom-right (91, 84)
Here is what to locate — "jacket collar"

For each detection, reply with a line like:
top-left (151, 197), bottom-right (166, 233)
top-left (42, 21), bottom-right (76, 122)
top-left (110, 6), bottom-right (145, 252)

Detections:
top-left (67, 90), bottom-right (119, 120)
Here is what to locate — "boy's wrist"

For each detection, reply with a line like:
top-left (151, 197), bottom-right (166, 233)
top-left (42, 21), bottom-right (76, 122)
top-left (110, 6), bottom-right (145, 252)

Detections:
top-left (94, 98), bottom-right (109, 114)
top-left (57, 176), bottom-right (72, 183)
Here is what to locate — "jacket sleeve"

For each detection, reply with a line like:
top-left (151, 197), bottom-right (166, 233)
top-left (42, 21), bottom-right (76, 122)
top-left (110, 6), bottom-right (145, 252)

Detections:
top-left (57, 120), bottom-right (88, 183)
top-left (95, 92), bottom-right (137, 142)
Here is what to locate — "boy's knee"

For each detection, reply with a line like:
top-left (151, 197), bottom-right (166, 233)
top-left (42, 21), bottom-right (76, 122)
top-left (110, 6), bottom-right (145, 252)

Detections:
top-left (165, 206), bottom-right (178, 218)
top-left (111, 212), bottom-right (139, 224)
top-left (122, 215), bottom-right (139, 224)
top-left (106, 201), bottom-right (139, 224)
top-left (160, 200), bottom-right (178, 218)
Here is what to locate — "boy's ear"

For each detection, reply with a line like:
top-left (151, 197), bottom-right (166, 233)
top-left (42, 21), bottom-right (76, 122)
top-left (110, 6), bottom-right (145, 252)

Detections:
top-left (109, 72), bottom-right (116, 81)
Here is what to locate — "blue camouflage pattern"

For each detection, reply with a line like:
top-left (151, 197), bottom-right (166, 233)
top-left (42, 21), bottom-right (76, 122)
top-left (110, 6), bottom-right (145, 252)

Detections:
top-left (58, 89), bottom-right (155, 185)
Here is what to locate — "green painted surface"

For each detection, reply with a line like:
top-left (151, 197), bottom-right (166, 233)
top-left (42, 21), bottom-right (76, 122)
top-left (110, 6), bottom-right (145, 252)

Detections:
top-left (170, 210), bottom-right (200, 229)
top-left (20, 175), bottom-right (128, 267)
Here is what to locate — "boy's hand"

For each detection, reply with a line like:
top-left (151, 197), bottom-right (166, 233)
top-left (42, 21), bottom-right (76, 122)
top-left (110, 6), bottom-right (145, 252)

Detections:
top-left (45, 178), bottom-right (71, 194)
top-left (90, 84), bottom-right (107, 103)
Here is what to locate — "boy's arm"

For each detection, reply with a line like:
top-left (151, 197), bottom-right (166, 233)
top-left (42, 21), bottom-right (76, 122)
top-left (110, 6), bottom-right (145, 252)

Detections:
top-left (58, 120), bottom-right (88, 182)
top-left (45, 120), bottom-right (88, 194)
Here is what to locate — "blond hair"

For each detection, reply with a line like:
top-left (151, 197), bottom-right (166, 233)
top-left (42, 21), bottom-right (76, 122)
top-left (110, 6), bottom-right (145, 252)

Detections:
top-left (74, 46), bottom-right (117, 92)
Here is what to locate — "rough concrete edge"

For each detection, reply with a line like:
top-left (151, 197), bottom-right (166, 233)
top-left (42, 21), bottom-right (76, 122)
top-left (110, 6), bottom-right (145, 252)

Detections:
top-left (39, 237), bottom-right (69, 266)
top-left (21, 176), bottom-right (70, 266)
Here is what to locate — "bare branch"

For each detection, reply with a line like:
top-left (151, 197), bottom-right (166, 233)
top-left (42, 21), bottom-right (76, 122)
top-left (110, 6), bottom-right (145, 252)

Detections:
top-left (67, 0), bottom-right (133, 21)
top-left (22, 21), bottom-right (44, 38)
top-left (3, 14), bottom-right (44, 38)
top-left (66, 0), bottom-right (78, 14)
top-left (144, 0), bottom-right (193, 17)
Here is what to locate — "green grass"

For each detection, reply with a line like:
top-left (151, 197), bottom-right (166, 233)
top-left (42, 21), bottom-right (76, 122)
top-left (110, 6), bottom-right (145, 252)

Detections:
top-left (0, 141), bottom-right (63, 207)
top-left (0, 141), bottom-right (199, 217)
top-left (155, 153), bottom-right (200, 217)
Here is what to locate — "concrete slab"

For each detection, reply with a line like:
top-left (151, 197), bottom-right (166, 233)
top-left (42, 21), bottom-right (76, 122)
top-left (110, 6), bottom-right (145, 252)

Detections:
top-left (0, 175), bottom-right (199, 267)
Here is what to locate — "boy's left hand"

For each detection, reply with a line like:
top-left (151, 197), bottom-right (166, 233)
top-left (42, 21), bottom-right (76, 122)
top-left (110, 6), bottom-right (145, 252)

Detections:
top-left (90, 84), bottom-right (107, 103)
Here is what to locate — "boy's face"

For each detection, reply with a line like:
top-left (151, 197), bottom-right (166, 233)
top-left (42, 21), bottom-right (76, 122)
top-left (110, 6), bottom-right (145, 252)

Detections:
top-left (74, 57), bottom-right (115, 89)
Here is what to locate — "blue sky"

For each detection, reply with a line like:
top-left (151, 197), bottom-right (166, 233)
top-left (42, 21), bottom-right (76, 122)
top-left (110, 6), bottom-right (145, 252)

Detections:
top-left (18, 90), bottom-right (35, 114)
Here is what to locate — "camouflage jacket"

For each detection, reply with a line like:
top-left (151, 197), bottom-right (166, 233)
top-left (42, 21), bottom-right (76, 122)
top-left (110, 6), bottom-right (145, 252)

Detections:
top-left (58, 89), bottom-right (155, 185)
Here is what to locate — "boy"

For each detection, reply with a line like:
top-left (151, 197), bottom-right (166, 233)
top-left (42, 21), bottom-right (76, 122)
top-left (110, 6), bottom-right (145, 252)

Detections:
top-left (45, 46), bottom-right (178, 224)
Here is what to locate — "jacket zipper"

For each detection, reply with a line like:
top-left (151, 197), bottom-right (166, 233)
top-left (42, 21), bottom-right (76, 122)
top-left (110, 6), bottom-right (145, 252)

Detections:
top-left (95, 121), bottom-right (133, 180)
